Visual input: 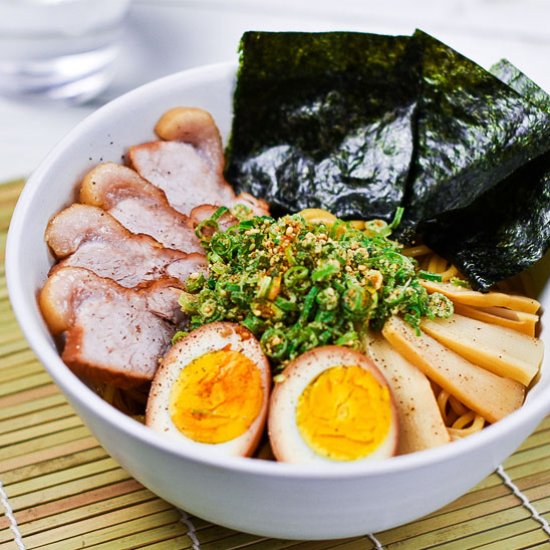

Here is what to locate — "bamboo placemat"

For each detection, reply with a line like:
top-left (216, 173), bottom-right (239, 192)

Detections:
top-left (1, 180), bottom-right (550, 550)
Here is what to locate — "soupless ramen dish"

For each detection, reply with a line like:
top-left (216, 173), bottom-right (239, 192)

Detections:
top-left (6, 30), bottom-right (550, 539)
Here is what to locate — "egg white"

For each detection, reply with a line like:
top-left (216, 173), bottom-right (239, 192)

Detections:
top-left (268, 346), bottom-right (399, 464)
top-left (146, 322), bottom-right (271, 457)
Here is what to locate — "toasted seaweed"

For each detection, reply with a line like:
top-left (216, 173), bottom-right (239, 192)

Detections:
top-left (225, 31), bottom-right (420, 221)
top-left (423, 63), bottom-right (550, 291)
top-left (402, 31), bottom-right (550, 229)
top-left (225, 30), bottom-right (550, 290)
top-left (423, 152), bottom-right (550, 291)
top-left (491, 59), bottom-right (550, 112)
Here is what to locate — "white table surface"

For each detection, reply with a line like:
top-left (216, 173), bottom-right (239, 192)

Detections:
top-left (1, 0), bottom-right (549, 183)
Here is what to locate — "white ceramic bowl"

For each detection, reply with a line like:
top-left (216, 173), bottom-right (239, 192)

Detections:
top-left (6, 61), bottom-right (550, 540)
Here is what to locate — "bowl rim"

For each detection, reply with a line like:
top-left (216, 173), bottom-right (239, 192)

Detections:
top-left (6, 60), bottom-right (550, 480)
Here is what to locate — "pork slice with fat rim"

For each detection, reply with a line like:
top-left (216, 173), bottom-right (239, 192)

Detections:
top-left (45, 203), bottom-right (206, 288)
top-left (80, 162), bottom-right (203, 254)
top-left (39, 267), bottom-right (183, 388)
top-left (127, 140), bottom-right (235, 215)
top-left (154, 107), bottom-right (225, 170)
top-left (128, 106), bottom-right (269, 216)
top-left (128, 141), bottom-right (269, 217)
top-left (154, 107), bottom-right (269, 216)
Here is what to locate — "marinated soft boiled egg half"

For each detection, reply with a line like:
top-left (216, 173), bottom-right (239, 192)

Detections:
top-left (146, 322), bottom-right (271, 457)
top-left (268, 346), bottom-right (398, 464)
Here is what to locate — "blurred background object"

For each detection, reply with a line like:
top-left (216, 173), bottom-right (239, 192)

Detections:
top-left (0, 0), bottom-right (131, 103)
top-left (1, 0), bottom-right (549, 182)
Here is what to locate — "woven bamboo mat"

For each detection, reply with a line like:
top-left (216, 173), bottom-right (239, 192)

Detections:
top-left (1, 180), bottom-right (550, 550)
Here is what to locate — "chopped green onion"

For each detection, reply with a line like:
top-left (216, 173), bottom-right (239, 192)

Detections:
top-left (241, 313), bottom-right (264, 334)
top-left (261, 328), bottom-right (288, 360)
top-left (419, 270), bottom-right (443, 282)
top-left (274, 296), bottom-right (298, 312)
top-left (186, 272), bottom-right (206, 293)
top-left (210, 206), bottom-right (229, 221)
top-left (299, 286), bottom-right (320, 324)
top-left (256, 276), bottom-right (273, 299)
top-left (231, 203), bottom-right (253, 221)
top-left (342, 285), bottom-right (368, 315)
top-left (238, 219), bottom-right (255, 230)
top-left (388, 206), bottom-right (405, 230)
top-left (311, 261), bottom-right (340, 282)
top-left (171, 330), bottom-right (188, 345)
top-left (335, 331), bottom-right (359, 347)
top-left (178, 292), bottom-right (198, 314)
top-left (283, 265), bottom-right (310, 293)
top-left (364, 219), bottom-right (390, 237)
top-left (179, 209), bottom-right (454, 370)
top-left (195, 218), bottom-right (219, 243)
top-left (316, 287), bottom-right (339, 311)
top-left (210, 232), bottom-right (234, 258)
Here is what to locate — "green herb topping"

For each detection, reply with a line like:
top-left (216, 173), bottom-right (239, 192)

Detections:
top-left (179, 209), bottom-right (453, 370)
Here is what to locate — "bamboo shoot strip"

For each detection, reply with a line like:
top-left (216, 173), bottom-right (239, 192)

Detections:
top-left (451, 302), bottom-right (538, 337)
top-left (421, 314), bottom-right (543, 386)
top-left (420, 280), bottom-right (540, 314)
top-left (382, 316), bottom-right (525, 423)
top-left (364, 332), bottom-right (449, 454)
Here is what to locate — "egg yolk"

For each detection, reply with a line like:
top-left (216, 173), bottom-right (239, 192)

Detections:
top-left (296, 365), bottom-right (392, 461)
top-left (169, 350), bottom-right (263, 444)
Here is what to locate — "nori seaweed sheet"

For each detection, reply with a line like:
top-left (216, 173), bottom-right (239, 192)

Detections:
top-left (422, 62), bottom-right (550, 291)
top-left (225, 31), bottom-right (420, 220)
top-left (422, 153), bottom-right (550, 291)
top-left (491, 59), bottom-right (550, 112)
top-left (225, 30), bottom-right (550, 289)
top-left (402, 31), bottom-right (550, 229)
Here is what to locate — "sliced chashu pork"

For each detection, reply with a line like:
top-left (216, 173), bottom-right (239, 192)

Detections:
top-left (40, 266), bottom-right (182, 388)
top-left (155, 107), bottom-right (225, 170)
top-left (79, 162), bottom-right (203, 253)
top-left (127, 107), bottom-right (269, 216)
top-left (45, 204), bottom-right (206, 288)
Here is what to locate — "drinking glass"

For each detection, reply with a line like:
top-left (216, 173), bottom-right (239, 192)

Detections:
top-left (0, 0), bottom-right (131, 103)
